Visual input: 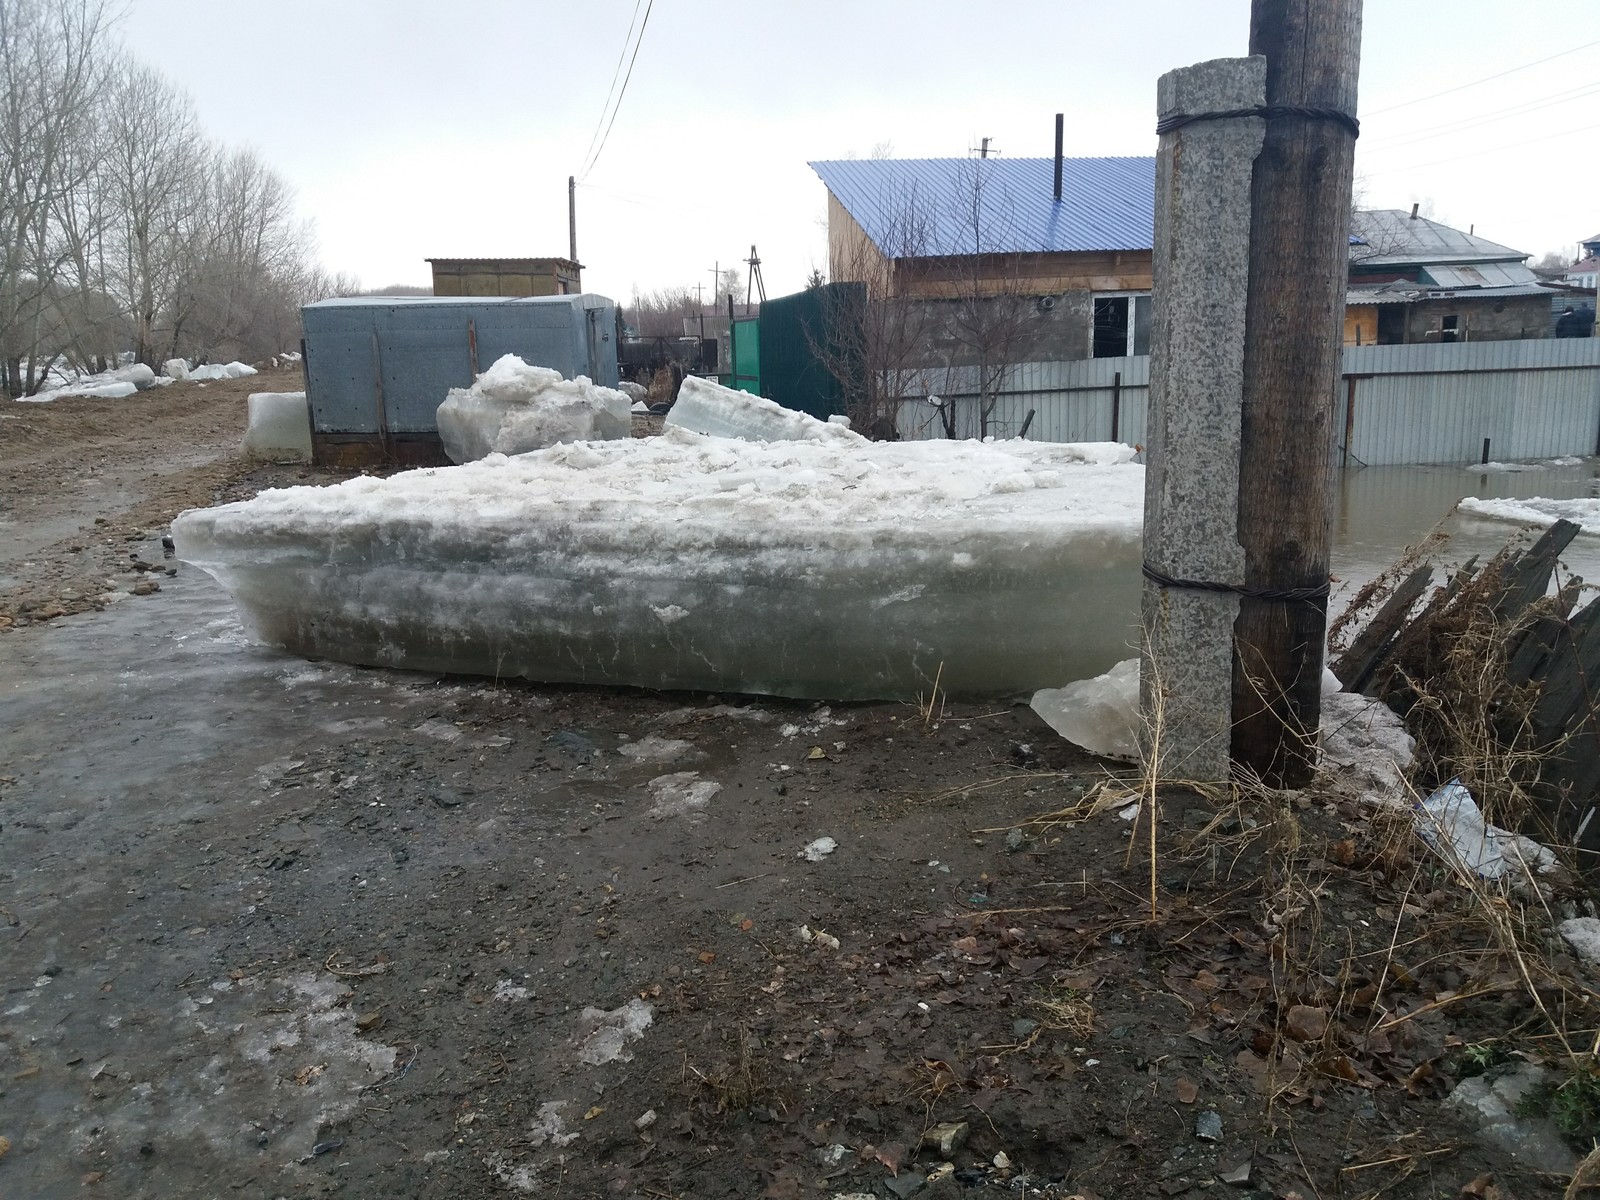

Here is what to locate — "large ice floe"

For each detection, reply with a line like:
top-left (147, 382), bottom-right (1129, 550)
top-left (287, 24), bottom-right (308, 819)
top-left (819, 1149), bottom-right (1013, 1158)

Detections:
top-left (174, 392), bottom-right (1144, 700)
top-left (436, 353), bottom-right (630, 463)
top-left (666, 375), bottom-right (860, 444)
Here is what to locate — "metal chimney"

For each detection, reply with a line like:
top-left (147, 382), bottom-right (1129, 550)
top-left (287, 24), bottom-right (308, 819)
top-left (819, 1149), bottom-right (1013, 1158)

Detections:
top-left (1053, 113), bottom-right (1064, 202)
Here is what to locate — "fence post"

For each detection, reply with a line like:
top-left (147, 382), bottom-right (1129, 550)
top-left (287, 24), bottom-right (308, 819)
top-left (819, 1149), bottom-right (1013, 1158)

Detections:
top-left (1140, 58), bottom-right (1267, 783)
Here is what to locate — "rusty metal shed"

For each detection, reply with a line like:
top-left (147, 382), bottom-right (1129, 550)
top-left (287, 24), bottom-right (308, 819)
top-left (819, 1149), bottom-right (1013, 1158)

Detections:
top-left (301, 294), bottom-right (618, 467)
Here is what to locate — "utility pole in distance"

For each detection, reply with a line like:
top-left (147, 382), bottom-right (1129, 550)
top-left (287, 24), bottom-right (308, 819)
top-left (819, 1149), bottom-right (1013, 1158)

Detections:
top-left (568, 176), bottom-right (578, 265)
top-left (1231, 0), bottom-right (1362, 785)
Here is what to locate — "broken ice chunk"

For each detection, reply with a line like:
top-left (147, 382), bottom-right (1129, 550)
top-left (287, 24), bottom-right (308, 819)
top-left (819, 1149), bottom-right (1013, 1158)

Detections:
top-left (1030, 658), bottom-right (1141, 761)
top-left (241, 392), bottom-right (312, 462)
top-left (436, 353), bottom-right (630, 462)
top-left (665, 375), bottom-right (862, 444)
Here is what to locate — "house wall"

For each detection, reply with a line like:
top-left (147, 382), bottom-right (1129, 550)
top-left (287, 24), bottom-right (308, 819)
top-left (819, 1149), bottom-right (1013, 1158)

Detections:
top-left (826, 195), bottom-right (891, 296)
top-left (899, 292), bottom-right (1093, 367)
top-left (1402, 294), bottom-right (1551, 343)
top-left (429, 259), bottom-right (582, 298)
top-left (894, 250), bottom-right (1152, 300)
top-left (1344, 305), bottom-right (1378, 346)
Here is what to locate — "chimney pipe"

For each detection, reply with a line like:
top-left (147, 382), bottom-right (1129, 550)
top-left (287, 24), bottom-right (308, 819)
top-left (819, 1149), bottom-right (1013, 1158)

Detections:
top-left (1410, 202), bottom-right (1419, 220)
top-left (1053, 113), bottom-right (1063, 202)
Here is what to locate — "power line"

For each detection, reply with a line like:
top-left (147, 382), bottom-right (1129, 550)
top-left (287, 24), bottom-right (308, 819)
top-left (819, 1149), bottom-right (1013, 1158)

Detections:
top-left (1361, 117), bottom-right (1600, 177)
top-left (579, 0), bottom-right (653, 183)
top-left (1364, 37), bottom-right (1600, 116)
top-left (1362, 78), bottom-right (1600, 151)
top-left (576, 0), bottom-right (643, 181)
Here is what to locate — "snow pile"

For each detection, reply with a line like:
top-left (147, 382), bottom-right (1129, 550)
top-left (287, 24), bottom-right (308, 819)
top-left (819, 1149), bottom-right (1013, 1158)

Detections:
top-left (241, 392), bottom-right (311, 462)
top-left (173, 430), bottom-right (1144, 700)
top-left (436, 353), bottom-right (630, 463)
top-left (162, 358), bottom-right (189, 380)
top-left (189, 361), bottom-right (257, 381)
top-left (1466, 456), bottom-right (1584, 473)
top-left (666, 375), bottom-right (861, 444)
top-left (14, 360), bottom-right (168, 402)
top-left (1459, 495), bottom-right (1600, 535)
top-left (1030, 658), bottom-right (1141, 761)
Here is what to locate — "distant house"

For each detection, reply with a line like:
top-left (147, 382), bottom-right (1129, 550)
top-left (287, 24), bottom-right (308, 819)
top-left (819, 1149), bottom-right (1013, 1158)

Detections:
top-left (810, 156), bottom-right (1155, 359)
top-left (426, 257), bottom-right (582, 298)
top-left (1344, 210), bottom-right (1559, 345)
top-left (1567, 234), bottom-right (1600, 290)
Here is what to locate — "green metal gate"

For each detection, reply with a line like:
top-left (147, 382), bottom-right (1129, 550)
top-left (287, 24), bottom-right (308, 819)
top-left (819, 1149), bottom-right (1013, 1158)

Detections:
top-left (756, 283), bottom-right (863, 421)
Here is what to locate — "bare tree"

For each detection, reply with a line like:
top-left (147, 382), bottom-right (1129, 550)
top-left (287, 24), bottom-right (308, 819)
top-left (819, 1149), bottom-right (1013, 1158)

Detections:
top-left (0, 0), bottom-right (117, 395)
top-left (625, 285), bottom-right (697, 338)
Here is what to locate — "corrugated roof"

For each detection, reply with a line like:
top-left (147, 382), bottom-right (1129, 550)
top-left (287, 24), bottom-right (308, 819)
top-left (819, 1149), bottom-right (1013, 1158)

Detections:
top-left (1347, 281), bottom-right (1558, 305)
top-left (1424, 262), bottom-right (1538, 288)
top-left (809, 157), bottom-right (1155, 257)
top-left (1348, 210), bottom-right (1529, 267)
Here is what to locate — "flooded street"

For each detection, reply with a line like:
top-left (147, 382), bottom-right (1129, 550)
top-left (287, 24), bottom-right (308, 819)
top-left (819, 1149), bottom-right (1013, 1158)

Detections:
top-left (1330, 457), bottom-right (1600, 605)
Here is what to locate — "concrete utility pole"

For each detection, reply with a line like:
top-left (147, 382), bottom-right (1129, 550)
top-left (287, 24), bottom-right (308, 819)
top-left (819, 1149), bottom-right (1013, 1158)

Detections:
top-left (568, 176), bottom-right (578, 264)
top-left (1140, 0), bottom-right (1361, 787)
top-left (1233, 0), bottom-right (1362, 786)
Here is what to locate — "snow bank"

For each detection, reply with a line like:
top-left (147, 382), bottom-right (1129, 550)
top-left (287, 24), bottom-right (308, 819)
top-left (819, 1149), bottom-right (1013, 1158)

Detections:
top-left (1459, 496), bottom-right (1600, 535)
top-left (666, 376), bottom-right (862, 444)
top-left (241, 392), bottom-right (312, 462)
top-left (189, 361), bottom-right (257, 381)
top-left (174, 430), bottom-right (1144, 700)
top-left (436, 354), bottom-right (630, 463)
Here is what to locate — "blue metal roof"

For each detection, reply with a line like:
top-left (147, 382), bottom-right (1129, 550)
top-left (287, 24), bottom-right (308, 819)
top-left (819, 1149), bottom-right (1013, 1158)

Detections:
top-left (809, 157), bottom-right (1155, 257)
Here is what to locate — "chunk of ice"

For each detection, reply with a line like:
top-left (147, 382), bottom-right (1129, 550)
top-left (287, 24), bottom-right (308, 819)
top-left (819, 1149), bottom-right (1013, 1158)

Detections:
top-left (188, 361), bottom-right (257, 381)
top-left (436, 353), bottom-right (630, 463)
top-left (241, 392), bottom-right (311, 462)
top-left (173, 430), bottom-right (1144, 700)
top-left (161, 358), bottom-right (189, 380)
top-left (1030, 658), bottom-right (1141, 761)
top-left (665, 375), bottom-right (862, 444)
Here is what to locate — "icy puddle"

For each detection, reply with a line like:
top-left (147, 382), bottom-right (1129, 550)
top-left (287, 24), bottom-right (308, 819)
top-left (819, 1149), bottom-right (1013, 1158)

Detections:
top-left (174, 423), bottom-right (1144, 700)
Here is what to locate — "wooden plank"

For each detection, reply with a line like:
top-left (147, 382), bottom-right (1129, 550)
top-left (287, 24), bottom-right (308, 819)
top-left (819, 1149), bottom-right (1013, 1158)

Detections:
top-left (1329, 562), bottom-right (1433, 693)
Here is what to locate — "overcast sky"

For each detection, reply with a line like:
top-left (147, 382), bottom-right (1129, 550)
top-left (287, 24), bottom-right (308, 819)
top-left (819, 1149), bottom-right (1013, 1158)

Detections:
top-left (117, 1), bottom-right (1599, 302)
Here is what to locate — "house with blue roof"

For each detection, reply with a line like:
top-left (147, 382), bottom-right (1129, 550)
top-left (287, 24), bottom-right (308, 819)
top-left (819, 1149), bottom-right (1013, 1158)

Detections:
top-left (810, 156), bottom-right (1156, 359)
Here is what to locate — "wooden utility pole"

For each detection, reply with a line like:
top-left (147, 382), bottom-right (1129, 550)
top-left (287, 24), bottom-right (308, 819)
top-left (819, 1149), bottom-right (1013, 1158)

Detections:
top-left (1232, 0), bottom-right (1362, 785)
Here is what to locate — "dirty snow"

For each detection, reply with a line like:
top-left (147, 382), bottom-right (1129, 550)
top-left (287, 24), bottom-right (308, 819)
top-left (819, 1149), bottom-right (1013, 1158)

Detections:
top-left (436, 353), bottom-right (629, 463)
top-left (174, 427), bottom-right (1144, 700)
top-left (575, 999), bottom-right (654, 1065)
top-left (1417, 779), bottom-right (1559, 881)
top-left (646, 771), bottom-right (721, 818)
top-left (800, 836), bottom-right (838, 862)
top-left (1458, 495), bottom-right (1600, 534)
top-left (1559, 917), bottom-right (1600, 968)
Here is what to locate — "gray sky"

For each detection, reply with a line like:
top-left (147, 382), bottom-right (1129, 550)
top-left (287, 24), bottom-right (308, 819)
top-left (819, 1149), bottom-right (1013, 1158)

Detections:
top-left (118, 1), bottom-right (1599, 301)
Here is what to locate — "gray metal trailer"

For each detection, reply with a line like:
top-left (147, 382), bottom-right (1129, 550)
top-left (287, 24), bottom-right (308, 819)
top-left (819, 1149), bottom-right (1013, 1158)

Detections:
top-left (300, 293), bottom-right (618, 467)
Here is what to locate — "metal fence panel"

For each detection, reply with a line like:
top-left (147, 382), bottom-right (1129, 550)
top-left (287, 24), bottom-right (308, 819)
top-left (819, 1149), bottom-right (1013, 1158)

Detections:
top-left (889, 340), bottom-right (1598, 466)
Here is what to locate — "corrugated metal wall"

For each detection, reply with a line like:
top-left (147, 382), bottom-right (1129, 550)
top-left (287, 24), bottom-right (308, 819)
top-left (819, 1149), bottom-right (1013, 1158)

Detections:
top-left (893, 355), bottom-right (1149, 444)
top-left (892, 339), bottom-right (1600, 465)
top-left (1340, 339), bottom-right (1600, 466)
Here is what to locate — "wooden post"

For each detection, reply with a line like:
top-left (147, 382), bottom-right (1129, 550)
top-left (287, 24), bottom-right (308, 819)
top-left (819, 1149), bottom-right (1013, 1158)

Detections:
top-left (1231, 0), bottom-right (1362, 785)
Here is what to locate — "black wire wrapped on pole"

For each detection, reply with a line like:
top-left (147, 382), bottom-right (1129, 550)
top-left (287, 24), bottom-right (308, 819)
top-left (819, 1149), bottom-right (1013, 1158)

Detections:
top-left (1141, 561), bottom-right (1331, 604)
top-left (1155, 104), bottom-right (1360, 138)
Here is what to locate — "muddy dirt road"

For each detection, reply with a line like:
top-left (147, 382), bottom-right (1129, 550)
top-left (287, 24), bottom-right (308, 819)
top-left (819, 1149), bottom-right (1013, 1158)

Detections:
top-left (0, 381), bottom-right (1568, 1198)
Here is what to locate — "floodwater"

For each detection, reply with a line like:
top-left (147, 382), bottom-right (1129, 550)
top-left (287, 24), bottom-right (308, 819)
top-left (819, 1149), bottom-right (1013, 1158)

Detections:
top-left (1329, 457), bottom-right (1600, 609)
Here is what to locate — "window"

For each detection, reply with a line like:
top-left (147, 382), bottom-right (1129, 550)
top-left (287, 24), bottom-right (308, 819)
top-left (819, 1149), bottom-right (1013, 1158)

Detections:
top-left (1440, 314), bottom-right (1459, 343)
top-left (1093, 294), bottom-right (1151, 357)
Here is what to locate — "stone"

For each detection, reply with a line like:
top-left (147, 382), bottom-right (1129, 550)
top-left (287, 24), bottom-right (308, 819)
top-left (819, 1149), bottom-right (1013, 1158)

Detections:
top-left (1194, 1110), bottom-right (1223, 1141)
top-left (885, 1172), bottom-right (927, 1199)
top-left (921, 1121), bottom-right (968, 1157)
